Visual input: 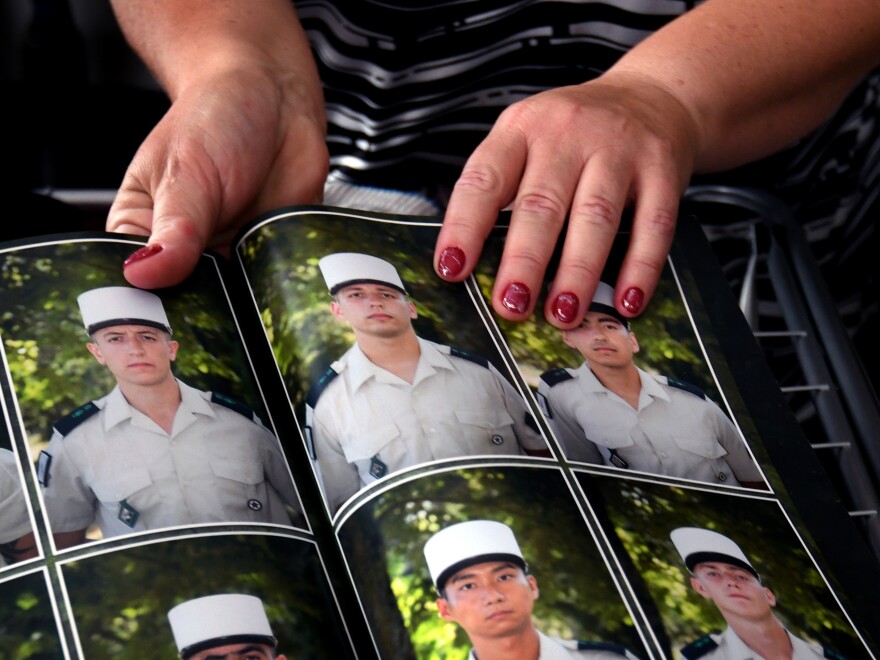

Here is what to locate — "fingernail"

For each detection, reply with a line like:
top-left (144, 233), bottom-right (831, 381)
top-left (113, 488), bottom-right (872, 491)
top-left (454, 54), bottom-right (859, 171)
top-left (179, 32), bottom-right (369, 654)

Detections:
top-left (438, 246), bottom-right (466, 278)
top-left (501, 282), bottom-right (531, 315)
top-left (123, 244), bottom-right (163, 269)
top-left (622, 287), bottom-right (645, 315)
top-left (552, 292), bottom-right (579, 324)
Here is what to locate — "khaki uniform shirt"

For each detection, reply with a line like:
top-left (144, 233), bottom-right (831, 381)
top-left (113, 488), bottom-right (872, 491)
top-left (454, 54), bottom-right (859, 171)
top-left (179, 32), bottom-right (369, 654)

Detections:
top-left (537, 364), bottom-right (761, 486)
top-left (468, 630), bottom-right (639, 659)
top-left (39, 380), bottom-right (300, 538)
top-left (308, 338), bottom-right (546, 512)
top-left (681, 626), bottom-right (835, 660)
top-left (1, 449), bottom-right (32, 567)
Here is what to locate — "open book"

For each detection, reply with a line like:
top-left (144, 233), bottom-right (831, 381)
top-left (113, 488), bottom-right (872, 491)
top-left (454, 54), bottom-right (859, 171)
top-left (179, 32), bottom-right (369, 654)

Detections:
top-left (1, 206), bottom-right (877, 659)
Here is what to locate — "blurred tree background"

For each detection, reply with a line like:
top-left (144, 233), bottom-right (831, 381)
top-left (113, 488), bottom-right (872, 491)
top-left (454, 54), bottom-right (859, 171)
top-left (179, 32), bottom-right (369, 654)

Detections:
top-left (337, 465), bottom-right (648, 660)
top-left (0, 240), bottom-right (268, 460)
top-left (475, 227), bottom-right (723, 404)
top-left (0, 572), bottom-right (64, 659)
top-left (237, 211), bottom-right (725, 424)
top-left (61, 533), bottom-right (353, 659)
top-left (579, 474), bottom-right (868, 659)
top-left (237, 212), bottom-right (521, 420)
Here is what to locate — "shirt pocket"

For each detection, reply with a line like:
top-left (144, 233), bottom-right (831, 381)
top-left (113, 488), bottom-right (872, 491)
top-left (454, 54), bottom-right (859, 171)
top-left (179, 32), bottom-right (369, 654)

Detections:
top-left (210, 457), bottom-right (264, 485)
top-left (341, 423), bottom-right (401, 463)
top-left (454, 407), bottom-right (518, 452)
top-left (91, 468), bottom-right (153, 503)
top-left (672, 433), bottom-right (728, 459)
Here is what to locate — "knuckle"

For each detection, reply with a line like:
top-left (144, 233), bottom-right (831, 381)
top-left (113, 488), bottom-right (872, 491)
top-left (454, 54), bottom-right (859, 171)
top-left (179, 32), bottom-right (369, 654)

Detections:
top-left (515, 189), bottom-right (568, 219)
top-left (643, 207), bottom-right (678, 235)
top-left (571, 195), bottom-right (620, 228)
top-left (455, 164), bottom-right (505, 194)
top-left (558, 258), bottom-right (603, 285)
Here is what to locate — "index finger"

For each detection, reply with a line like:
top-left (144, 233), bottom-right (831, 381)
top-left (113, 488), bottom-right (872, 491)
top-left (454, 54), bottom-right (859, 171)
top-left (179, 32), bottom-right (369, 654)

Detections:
top-left (434, 131), bottom-right (526, 281)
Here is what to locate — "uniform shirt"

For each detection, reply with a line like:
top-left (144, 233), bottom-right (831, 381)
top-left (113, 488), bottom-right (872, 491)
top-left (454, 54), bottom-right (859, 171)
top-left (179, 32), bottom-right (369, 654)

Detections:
top-left (301, 1), bottom-right (880, 429)
top-left (537, 363), bottom-right (762, 486)
top-left (307, 338), bottom-right (546, 512)
top-left (680, 626), bottom-right (840, 660)
top-left (1, 449), bottom-right (32, 567)
top-left (39, 380), bottom-right (300, 538)
top-left (468, 630), bottom-right (639, 659)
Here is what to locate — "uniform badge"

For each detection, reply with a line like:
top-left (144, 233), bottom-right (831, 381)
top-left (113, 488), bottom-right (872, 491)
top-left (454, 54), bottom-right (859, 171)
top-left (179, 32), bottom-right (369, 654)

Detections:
top-left (247, 499), bottom-right (263, 511)
top-left (37, 451), bottom-right (53, 487)
top-left (369, 456), bottom-right (388, 479)
top-left (118, 500), bottom-right (139, 528)
top-left (608, 449), bottom-right (629, 469)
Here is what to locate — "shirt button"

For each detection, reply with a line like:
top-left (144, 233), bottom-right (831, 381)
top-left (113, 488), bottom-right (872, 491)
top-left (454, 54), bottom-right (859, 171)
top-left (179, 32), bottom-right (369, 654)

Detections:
top-left (491, 435), bottom-right (504, 446)
top-left (717, 472), bottom-right (727, 482)
top-left (248, 499), bottom-right (263, 511)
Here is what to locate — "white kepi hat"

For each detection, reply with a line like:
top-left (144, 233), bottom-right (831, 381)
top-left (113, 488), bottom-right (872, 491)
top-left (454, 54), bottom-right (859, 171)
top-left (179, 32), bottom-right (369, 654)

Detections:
top-left (670, 527), bottom-right (759, 579)
top-left (424, 520), bottom-right (527, 591)
top-left (588, 281), bottom-right (628, 327)
top-left (77, 286), bottom-right (172, 335)
top-left (168, 594), bottom-right (276, 658)
top-left (318, 252), bottom-right (406, 295)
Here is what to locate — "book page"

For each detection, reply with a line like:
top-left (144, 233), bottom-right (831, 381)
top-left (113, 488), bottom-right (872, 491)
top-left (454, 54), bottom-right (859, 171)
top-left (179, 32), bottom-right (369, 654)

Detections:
top-left (0, 235), bottom-right (359, 658)
top-left (235, 207), bottom-right (878, 660)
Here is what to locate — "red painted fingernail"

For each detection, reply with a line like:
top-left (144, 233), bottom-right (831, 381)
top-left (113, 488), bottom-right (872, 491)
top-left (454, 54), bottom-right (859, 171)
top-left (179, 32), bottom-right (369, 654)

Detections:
top-left (501, 282), bottom-right (531, 315)
top-left (622, 287), bottom-right (645, 315)
top-left (438, 246), bottom-right (466, 278)
top-left (123, 243), bottom-right (163, 269)
top-left (552, 292), bottom-right (579, 324)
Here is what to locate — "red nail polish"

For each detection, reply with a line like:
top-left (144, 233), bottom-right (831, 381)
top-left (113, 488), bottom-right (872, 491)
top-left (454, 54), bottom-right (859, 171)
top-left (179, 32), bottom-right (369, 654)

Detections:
top-left (438, 246), bottom-right (466, 278)
top-left (622, 287), bottom-right (644, 315)
top-left (553, 292), bottom-right (579, 324)
top-left (123, 244), bottom-right (163, 269)
top-left (501, 282), bottom-right (531, 314)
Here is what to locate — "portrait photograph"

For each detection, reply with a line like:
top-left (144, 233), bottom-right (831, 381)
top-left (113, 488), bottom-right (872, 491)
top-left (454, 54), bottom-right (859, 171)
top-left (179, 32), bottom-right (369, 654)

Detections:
top-left (336, 462), bottom-right (650, 660)
top-left (0, 238), bottom-right (305, 550)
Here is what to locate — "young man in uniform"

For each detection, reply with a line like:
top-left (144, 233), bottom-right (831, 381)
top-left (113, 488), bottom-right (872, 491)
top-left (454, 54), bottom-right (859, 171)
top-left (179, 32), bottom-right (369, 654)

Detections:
top-left (38, 286), bottom-right (301, 548)
top-left (537, 282), bottom-right (763, 489)
top-left (423, 519), bottom-right (639, 660)
top-left (168, 593), bottom-right (286, 659)
top-left (306, 253), bottom-right (547, 513)
top-left (671, 527), bottom-right (847, 660)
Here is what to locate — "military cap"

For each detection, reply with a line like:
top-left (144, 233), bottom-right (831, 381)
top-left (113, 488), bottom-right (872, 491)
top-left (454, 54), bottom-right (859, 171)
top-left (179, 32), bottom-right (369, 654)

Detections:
top-left (670, 527), bottom-right (759, 579)
top-left (77, 286), bottom-right (172, 335)
top-left (319, 252), bottom-right (406, 295)
top-left (424, 520), bottom-right (527, 591)
top-left (168, 594), bottom-right (276, 658)
top-left (588, 281), bottom-right (629, 327)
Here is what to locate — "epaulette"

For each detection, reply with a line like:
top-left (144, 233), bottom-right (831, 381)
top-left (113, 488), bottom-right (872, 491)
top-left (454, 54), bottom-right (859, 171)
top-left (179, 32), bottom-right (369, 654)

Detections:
top-left (665, 376), bottom-right (707, 400)
top-left (52, 402), bottom-right (100, 437)
top-left (306, 366), bottom-right (341, 408)
top-left (576, 640), bottom-right (633, 657)
top-left (450, 346), bottom-right (489, 368)
top-left (680, 635), bottom-right (719, 660)
top-left (211, 392), bottom-right (257, 422)
top-left (540, 368), bottom-right (574, 387)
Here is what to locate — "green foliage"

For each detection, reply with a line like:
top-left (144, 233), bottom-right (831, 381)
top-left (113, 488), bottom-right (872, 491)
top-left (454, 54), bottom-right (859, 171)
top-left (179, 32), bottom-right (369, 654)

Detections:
top-left (62, 534), bottom-right (352, 659)
top-left (338, 465), bottom-right (647, 659)
top-left (237, 213), bottom-right (515, 419)
top-left (0, 241), bottom-right (268, 457)
top-left (581, 475), bottom-right (865, 657)
top-left (0, 572), bottom-right (65, 658)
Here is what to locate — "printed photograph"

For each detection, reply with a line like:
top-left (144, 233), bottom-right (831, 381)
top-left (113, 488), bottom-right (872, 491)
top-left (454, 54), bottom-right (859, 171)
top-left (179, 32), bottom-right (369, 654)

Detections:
top-left (578, 473), bottom-right (872, 659)
top-left (0, 239), bottom-right (305, 550)
top-left (336, 463), bottom-right (650, 660)
top-left (237, 211), bottom-right (551, 517)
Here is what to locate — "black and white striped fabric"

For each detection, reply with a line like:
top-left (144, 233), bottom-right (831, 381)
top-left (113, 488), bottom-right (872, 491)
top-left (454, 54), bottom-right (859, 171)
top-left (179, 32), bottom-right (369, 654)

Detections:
top-left (300, 0), bottom-right (880, 407)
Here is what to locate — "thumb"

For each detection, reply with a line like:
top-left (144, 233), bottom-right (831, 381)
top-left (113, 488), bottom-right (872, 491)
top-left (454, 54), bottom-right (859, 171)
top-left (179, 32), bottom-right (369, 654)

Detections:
top-left (110, 170), bottom-right (221, 290)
